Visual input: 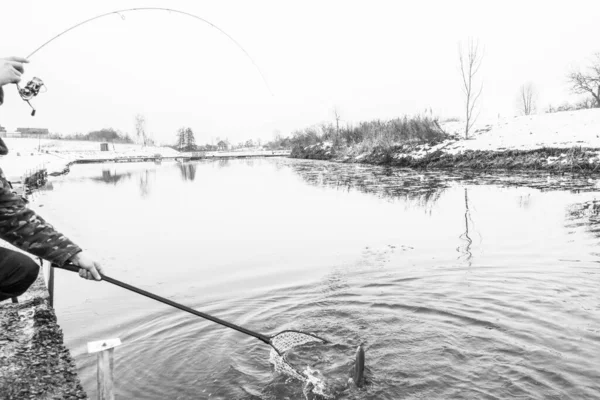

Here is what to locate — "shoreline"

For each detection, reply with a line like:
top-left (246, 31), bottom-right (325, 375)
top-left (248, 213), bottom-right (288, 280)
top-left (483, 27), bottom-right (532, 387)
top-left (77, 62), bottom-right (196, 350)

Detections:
top-left (0, 144), bottom-right (291, 185)
top-left (289, 109), bottom-right (600, 173)
top-left (0, 263), bottom-right (87, 399)
top-left (290, 143), bottom-right (600, 173)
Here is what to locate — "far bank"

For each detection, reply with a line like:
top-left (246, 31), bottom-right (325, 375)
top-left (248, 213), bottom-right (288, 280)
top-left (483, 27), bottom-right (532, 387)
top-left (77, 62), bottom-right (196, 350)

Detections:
top-left (289, 109), bottom-right (600, 173)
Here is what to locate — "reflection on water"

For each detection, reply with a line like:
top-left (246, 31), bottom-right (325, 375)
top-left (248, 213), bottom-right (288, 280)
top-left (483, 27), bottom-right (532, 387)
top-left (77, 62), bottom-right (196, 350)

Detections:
top-left (39, 158), bottom-right (600, 400)
top-left (567, 199), bottom-right (600, 221)
top-left (38, 181), bottom-right (54, 191)
top-left (138, 169), bottom-right (155, 198)
top-left (217, 159), bottom-right (230, 168)
top-left (566, 199), bottom-right (600, 239)
top-left (457, 188), bottom-right (473, 266)
top-left (518, 193), bottom-right (532, 209)
top-left (93, 169), bottom-right (133, 185)
top-left (178, 163), bottom-right (197, 181)
top-left (289, 162), bottom-right (448, 211)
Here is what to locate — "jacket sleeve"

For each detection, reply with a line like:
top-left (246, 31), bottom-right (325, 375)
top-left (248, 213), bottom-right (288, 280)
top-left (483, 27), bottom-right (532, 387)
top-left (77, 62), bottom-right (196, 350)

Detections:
top-left (0, 168), bottom-right (81, 266)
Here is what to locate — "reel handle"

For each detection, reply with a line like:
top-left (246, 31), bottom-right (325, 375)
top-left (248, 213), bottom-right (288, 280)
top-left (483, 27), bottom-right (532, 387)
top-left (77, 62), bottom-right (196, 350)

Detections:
top-left (17, 77), bottom-right (44, 116)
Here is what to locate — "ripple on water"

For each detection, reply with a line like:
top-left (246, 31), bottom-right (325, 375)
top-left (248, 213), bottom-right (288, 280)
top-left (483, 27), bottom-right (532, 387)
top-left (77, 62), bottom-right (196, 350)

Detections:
top-left (50, 160), bottom-right (600, 399)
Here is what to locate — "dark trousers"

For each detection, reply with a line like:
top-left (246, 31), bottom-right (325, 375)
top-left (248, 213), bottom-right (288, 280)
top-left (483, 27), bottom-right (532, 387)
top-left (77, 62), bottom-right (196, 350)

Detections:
top-left (0, 247), bottom-right (40, 302)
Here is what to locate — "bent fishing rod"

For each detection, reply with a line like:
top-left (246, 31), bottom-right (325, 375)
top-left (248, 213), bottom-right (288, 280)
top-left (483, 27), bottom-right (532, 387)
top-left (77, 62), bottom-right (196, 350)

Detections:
top-left (53, 263), bottom-right (325, 356)
top-left (17, 7), bottom-right (272, 115)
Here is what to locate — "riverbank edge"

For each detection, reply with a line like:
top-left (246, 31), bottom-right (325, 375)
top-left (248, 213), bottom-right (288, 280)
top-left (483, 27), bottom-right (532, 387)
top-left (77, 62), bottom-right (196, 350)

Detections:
top-left (0, 267), bottom-right (88, 399)
top-left (290, 142), bottom-right (600, 173)
top-left (42, 150), bottom-right (291, 177)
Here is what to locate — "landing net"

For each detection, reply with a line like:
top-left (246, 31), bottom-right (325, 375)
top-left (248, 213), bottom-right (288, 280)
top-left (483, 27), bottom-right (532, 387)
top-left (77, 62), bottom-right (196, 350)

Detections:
top-left (268, 330), bottom-right (334, 399)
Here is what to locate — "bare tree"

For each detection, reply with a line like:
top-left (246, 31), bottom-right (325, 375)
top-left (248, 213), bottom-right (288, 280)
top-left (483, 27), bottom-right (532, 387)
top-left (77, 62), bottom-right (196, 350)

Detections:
top-left (333, 107), bottom-right (342, 135)
top-left (568, 53), bottom-right (600, 108)
top-left (332, 107), bottom-right (342, 146)
top-left (517, 82), bottom-right (536, 115)
top-left (458, 39), bottom-right (484, 139)
top-left (134, 114), bottom-right (147, 147)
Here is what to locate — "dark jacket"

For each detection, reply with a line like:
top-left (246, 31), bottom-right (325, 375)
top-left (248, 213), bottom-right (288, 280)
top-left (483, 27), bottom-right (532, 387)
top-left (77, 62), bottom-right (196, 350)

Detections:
top-left (0, 139), bottom-right (81, 265)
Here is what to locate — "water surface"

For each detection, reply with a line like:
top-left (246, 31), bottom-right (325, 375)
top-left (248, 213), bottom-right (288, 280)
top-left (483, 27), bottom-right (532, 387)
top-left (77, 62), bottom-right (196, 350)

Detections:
top-left (35, 158), bottom-right (600, 399)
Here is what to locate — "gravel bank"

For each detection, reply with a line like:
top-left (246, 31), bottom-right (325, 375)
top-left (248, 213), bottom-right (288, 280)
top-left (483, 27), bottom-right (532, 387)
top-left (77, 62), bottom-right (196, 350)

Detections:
top-left (0, 268), bottom-right (87, 400)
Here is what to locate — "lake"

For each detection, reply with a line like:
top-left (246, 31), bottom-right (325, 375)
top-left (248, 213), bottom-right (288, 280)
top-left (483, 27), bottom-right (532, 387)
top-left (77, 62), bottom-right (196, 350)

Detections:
top-left (34, 158), bottom-right (600, 399)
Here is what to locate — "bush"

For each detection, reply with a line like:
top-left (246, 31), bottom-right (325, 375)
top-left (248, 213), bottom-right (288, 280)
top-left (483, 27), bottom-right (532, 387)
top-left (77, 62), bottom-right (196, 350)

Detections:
top-left (546, 98), bottom-right (596, 113)
top-left (289, 115), bottom-right (447, 153)
top-left (49, 128), bottom-right (133, 143)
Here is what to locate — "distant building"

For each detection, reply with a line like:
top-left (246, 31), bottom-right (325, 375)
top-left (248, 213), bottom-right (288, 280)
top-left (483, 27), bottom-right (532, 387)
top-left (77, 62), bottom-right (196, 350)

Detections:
top-left (1, 127), bottom-right (49, 138)
top-left (0, 125), bottom-right (6, 134)
top-left (16, 128), bottom-right (49, 137)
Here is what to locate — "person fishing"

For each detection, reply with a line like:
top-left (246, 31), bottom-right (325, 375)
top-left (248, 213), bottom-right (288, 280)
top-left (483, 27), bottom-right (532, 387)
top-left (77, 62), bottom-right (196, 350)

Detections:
top-left (0, 56), bottom-right (103, 303)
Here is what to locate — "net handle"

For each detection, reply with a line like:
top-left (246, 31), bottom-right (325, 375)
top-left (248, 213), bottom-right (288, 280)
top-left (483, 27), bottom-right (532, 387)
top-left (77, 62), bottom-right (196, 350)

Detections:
top-left (54, 263), bottom-right (272, 344)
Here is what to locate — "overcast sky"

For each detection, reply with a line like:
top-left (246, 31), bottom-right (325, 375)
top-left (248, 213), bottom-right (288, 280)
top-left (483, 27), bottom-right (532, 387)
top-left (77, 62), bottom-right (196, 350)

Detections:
top-left (0, 0), bottom-right (598, 145)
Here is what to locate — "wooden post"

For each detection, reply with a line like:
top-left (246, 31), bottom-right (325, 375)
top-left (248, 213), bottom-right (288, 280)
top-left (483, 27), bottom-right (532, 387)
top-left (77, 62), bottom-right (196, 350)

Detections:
top-left (88, 338), bottom-right (122, 400)
top-left (48, 263), bottom-right (55, 308)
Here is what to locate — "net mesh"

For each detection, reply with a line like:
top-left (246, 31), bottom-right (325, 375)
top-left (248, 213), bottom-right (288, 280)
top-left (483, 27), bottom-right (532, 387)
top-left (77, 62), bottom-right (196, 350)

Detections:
top-left (270, 330), bottom-right (325, 354)
top-left (269, 349), bottom-right (334, 399)
top-left (268, 330), bottom-right (334, 399)
top-left (269, 349), bottom-right (305, 380)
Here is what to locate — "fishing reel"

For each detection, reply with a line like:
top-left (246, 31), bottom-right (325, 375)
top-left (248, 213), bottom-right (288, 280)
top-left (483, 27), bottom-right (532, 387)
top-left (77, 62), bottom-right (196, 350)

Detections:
top-left (17, 77), bottom-right (46, 116)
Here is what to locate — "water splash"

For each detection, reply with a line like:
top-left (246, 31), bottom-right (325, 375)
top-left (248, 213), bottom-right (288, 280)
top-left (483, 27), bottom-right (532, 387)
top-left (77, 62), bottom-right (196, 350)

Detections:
top-left (268, 349), bottom-right (335, 399)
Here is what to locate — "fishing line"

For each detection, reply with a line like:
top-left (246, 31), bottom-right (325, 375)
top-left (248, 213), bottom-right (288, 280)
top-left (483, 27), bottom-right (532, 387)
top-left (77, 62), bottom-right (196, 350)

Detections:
top-left (18, 7), bottom-right (273, 115)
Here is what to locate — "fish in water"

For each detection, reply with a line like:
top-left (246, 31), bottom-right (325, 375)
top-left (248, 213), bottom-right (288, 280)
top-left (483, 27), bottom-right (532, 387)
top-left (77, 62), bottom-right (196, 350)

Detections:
top-left (301, 344), bottom-right (366, 398)
top-left (352, 344), bottom-right (365, 387)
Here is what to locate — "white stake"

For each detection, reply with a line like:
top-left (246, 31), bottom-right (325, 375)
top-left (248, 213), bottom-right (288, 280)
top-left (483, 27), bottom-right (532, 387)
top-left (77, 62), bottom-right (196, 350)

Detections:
top-left (88, 338), bottom-right (122, 400)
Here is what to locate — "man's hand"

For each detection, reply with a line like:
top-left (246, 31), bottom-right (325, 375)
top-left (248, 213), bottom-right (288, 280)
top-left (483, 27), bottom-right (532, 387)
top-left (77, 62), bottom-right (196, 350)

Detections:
top-left (69, 252), bottom-right (104, 281)
top-left (0, 56), bottom-right (29, 86)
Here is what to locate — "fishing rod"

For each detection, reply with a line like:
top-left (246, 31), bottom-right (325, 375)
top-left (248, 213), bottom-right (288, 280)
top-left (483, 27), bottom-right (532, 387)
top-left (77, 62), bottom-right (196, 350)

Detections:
top-left (17, 7), bottom-right (272, 115)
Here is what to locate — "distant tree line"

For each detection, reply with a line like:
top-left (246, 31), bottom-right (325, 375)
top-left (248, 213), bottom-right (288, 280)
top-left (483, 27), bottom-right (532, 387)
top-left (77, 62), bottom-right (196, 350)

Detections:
top-left (176, 127), bottom-right (197, 151)
top-left (522, 52), bottom-right (600, 115)
top-left (455, 39), bottom-right (599, 137)
top-left (545, 98), bottom-right (597, 114)
top-left (49, 128), bottom-right (134, 143)
top-left (172, 128), bottom-right (278, 152)
top-left (263, 46), bottom-right (600, 149)
top-left (568, 53), bottom-right (600, 108)
top-left (172, 128), bottom-right (228, 152)
top-left (264, 136), bottom-right (293, 150)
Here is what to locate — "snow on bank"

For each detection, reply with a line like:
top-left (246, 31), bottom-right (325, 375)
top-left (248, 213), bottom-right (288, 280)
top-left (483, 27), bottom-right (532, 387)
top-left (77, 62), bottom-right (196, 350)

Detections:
top-left (441, 108), bottom-right (600, 153)
top-left (204, 149), bottom-right (291, 157)
top-left (292, 108), bottom-right (600, 171)
top-left (0, 138), bottom-right (179, 180)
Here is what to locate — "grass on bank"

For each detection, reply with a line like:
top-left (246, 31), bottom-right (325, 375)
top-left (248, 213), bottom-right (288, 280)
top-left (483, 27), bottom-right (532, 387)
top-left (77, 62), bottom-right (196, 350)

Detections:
top-left (289, 116), bottom-right (447, 153)
top-left (385, 146), bottom-right (600, 172)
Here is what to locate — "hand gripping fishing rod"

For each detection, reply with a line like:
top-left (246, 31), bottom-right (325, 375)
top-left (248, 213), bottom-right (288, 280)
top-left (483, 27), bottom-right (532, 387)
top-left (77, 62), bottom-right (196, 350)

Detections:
top-left (17, 7), bottom-right (272, 115)
top-left (53, 263), bottom-right (325, 357)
